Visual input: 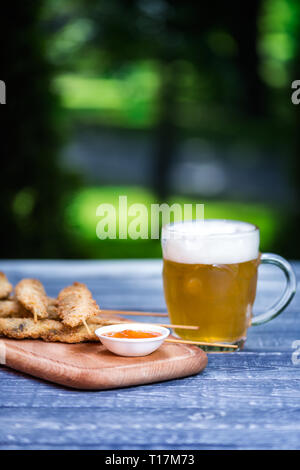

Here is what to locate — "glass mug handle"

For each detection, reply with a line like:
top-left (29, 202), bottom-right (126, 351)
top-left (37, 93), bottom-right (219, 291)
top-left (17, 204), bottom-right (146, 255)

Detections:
top-left (251, 253), bottom-right (297, 326)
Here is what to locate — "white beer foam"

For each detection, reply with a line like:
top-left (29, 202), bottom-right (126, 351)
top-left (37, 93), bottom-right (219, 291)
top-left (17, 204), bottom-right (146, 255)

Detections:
top-left (162, 220), bottom-right (259, 264)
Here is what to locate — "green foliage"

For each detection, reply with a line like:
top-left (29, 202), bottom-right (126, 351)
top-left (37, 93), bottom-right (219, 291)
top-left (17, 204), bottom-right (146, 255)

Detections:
top-left (55, 64), bottom-right (159, 128)
top-left (259, 0), bottom-right (300, 89)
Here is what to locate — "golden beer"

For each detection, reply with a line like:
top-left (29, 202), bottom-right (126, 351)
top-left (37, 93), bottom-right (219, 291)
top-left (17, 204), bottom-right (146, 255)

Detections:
top-left (162, 219), bottom-right (296, 349)
top-left (163, 257), bottom-right (259, 344)
top-left (161, 220), bottom-right (260, 347)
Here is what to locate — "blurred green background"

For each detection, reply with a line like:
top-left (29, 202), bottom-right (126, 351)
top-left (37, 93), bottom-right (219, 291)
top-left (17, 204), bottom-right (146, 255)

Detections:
top-left (2, 0), bottom-right (300, 259)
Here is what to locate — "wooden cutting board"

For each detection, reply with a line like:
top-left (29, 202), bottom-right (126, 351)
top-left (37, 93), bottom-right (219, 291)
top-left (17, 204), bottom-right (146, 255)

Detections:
top-left (0, 338), bottom-right (207, 390)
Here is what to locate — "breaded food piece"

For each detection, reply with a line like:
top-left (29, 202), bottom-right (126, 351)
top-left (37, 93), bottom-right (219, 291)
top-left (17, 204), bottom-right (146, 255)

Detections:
top-left (0, 300), bottom-right (28, 318)
top-left (47, 300), bottom-right (59, 320)
top-left (0, 318), bottom-right (57, 340)
top-left (0, 272), bottom-right (13, 299)
top-left (43, 321), bottom-right (100, 343)
top-left (57, 282), bottom-right (100, 328)
top-left (48, 297), bottom-right (57, 306)
top-left (15, 279), bottom-right (48, 322)
top-left (0, 317), bottom-right (122, 343)
top-left (44, 317), bottom-right (128, 342)
top-left (0, 297), bottom-right (58, 319)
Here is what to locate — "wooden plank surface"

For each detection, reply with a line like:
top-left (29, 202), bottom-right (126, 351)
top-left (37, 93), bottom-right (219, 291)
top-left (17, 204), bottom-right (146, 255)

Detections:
top-left (0, 259), bottom-right (300, 449)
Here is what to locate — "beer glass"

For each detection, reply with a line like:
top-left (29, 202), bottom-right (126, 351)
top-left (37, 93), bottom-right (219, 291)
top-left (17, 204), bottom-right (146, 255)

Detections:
top-left (162, 220), bottom-right (296, 350)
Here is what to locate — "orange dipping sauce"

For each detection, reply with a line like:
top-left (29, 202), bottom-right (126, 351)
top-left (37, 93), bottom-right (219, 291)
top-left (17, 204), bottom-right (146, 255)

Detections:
top-left (103, 329), bottom-right (162, 339)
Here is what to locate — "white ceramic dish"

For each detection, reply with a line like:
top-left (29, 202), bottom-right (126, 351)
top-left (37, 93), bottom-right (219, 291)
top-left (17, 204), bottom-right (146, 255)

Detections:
top-left (95, 323), bottom-right (170, 357)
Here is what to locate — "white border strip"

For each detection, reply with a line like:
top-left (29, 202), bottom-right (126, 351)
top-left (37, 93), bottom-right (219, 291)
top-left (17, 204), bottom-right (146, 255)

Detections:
top-left (0, 340), bottom-right (6, 365)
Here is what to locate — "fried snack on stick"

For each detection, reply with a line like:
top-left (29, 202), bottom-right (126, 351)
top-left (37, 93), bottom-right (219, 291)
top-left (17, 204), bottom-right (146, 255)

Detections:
top-left (15, 279), bottom-right (48, 323)
top-left (0, 298), bottom-right (58, 320)
top-left (57, 282), bottom-right (100, 331)
top-left (0, 300), bottom-right (28, 318)
top-left (47, 300), bottom-right (59, 320)
top-left (0, 318), bottom-right (58, 340)
top-left (47, 317), bottom-right (128, 342)
top-left (0, 317), bottom-right (121, 343)
top-left (43, 321), bottom-right (100, 343)
top-left (0, 273), bottom-right (13, 299)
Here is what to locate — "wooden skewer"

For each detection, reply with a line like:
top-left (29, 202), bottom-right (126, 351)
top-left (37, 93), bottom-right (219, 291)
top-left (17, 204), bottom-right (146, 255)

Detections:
top-left (101, 309), bottom-right (168, 317)
top-left (159, 324), bottom-right (199, 330)
top-left (82, 318), bottom-right (92, 336)
top-left (109, 320), bottom-right (199, 331)
top-left (165, 338), bottom-right (238, 349)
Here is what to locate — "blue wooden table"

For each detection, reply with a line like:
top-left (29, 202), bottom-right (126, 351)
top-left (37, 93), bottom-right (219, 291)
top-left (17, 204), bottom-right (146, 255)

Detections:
top-left (0, 259), bottom-right (299, 450)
